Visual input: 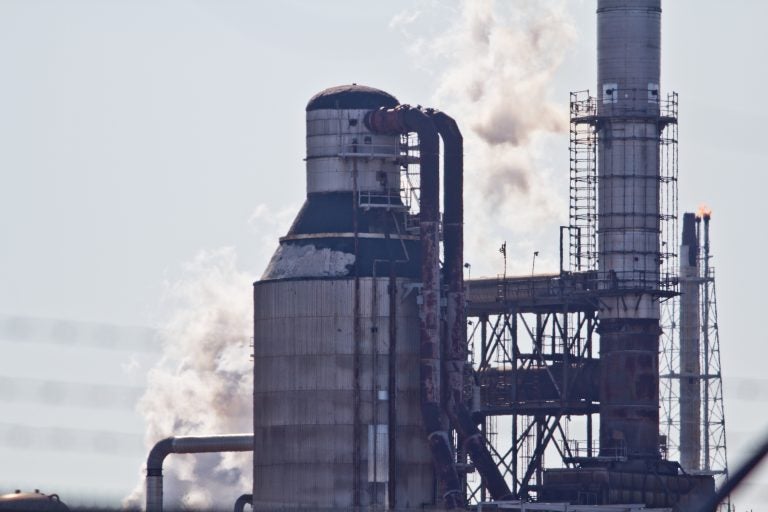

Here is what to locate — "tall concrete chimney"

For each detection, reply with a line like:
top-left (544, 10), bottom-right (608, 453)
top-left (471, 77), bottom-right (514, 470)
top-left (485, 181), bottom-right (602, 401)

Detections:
top-left (596, 0), bottom-right (663, 459)
top-left (679, 212), bottom-right (701, 470)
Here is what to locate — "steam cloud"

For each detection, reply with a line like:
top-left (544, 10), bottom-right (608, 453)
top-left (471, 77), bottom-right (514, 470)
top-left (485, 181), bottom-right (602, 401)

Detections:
top-left (125, 1), bottom-right (577, 505)
top-left (393, 0), bottom-right (576, 275)
top-left (125, 205), bottom-right (294, 510)
top-left (123, 248), bottom-right (254, 510)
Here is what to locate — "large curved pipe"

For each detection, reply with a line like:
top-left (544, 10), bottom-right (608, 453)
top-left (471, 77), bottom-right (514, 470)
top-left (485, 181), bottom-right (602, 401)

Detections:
top-left (233, 493), bottom-right (252, 512)
top-left (366, 106), bottom-right (463, 509)
top-left (429, 110), bottom-right (513, 501)
top-left (146, 434), bottom-right (253, 512)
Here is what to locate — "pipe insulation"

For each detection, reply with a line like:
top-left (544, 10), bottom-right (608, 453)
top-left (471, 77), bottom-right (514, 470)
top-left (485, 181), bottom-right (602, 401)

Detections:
top-left (145, 434), bottom-right (253, 512)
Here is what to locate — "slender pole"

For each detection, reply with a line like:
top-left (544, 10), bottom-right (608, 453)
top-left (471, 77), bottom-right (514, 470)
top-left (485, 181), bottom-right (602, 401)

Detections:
top-left (352, 129), bottom-right (362, 505)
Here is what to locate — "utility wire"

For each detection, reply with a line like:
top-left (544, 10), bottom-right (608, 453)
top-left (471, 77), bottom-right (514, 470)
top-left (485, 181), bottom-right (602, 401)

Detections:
top-left (0, 314), bottom-right (160, 353)
top-left (0, 375), bottom-right (144, 410)
top-left (0, 422), bottom-right (144, 455)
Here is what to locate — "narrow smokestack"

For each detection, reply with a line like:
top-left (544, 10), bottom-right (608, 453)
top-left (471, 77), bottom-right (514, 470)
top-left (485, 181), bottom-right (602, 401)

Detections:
top-left (596, 0), bottom-right (663, 459)
top-left (679, 212), bottom-right (701, 471)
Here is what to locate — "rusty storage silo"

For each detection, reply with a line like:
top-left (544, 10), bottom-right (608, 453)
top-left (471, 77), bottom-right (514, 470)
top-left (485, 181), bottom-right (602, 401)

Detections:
top-left (252, 85), bottom-right (434, 509)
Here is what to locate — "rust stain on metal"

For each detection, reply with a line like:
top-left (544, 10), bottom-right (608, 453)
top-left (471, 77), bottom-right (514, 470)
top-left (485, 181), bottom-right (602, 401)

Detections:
top-left (599, 318), bottom-right (661, 457)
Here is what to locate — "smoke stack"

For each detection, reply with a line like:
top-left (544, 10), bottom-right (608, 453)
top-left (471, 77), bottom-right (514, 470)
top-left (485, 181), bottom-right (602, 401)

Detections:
top-left (596, 0), bottom-right (663, 459)
top-left (679, 212), bottom-right (701, 470)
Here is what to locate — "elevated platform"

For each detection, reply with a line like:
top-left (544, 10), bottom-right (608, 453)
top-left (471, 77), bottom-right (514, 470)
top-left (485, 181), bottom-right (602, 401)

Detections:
top-left (466, 273), bottom-right (599, 315)
top-left (541, 464), bottom-right (714, 509)
top-left (466, 272), bottom-right (676, 316)
top-left (478, 358), bottom-right (600, 416)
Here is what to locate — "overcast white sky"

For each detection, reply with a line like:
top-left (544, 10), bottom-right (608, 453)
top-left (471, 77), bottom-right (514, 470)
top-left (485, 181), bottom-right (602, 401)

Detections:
top-left (0, 0), bottom-right (766, 509)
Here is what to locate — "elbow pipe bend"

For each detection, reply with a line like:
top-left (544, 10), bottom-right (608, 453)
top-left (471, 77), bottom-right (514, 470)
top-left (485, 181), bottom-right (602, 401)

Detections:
top-left (147, 434), bottom-right (254, 476)
top-left (147, 438), bottom-right (174, 477)
top-left (233, 493), bottom-right (253, 512)
top-left (146, 434), bottom-right (253, 512)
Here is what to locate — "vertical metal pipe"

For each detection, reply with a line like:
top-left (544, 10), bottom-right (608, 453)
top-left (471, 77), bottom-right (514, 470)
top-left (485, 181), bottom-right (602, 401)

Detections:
top-left (587, 317), bottom-right (594, 458)
top-left (145, 435), bottom-right (254, 512)
top-left (679, 212), bottom-right (701, 470)
top-left (365, 107), bottom-right (463, 508)
top-left (480, 316), bottom-right (488, 368)
top-left (352, 140), bottom-right (363, 506)
top-left (535, 419), bottom-right (544, 490)
top-left (430, 110), bottom-right (513, 501)
top-left (371, 261), bottom-right (380, 506)
top-left (146, 475), bottom-right (163, 512)
top-left (388, 252), bottom-right (398, 509)
top-left (511, 313), bottom-right (519, 495)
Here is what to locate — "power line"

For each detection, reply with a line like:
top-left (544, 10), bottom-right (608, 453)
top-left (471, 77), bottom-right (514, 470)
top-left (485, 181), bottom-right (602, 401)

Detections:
top-left (0, 314), bottom-right (160, 353)
top-left (0, 375), bottom-right (144, 410)
top-left (0, 422), bottom-right (144, 455)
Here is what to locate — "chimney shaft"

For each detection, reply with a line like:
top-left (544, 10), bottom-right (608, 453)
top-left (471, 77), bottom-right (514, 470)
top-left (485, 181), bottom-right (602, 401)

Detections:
top-left (596, 0), bottom-right (663, 459)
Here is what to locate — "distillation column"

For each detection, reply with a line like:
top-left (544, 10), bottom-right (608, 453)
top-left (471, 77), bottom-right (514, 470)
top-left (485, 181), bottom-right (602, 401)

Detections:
top-left (679, 213), bottom-right (701, 470)
top-left (596, 0), bottom-right (663, 459)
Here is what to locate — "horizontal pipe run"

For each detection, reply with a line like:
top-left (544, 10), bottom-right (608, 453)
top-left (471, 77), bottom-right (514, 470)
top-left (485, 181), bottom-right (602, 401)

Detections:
top-left (146, 434), bottom-right (253, 512)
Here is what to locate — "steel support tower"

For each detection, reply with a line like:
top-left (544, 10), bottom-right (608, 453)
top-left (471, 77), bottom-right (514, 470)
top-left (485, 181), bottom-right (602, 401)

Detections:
top-left (660, 212), bottom-right (730, 493)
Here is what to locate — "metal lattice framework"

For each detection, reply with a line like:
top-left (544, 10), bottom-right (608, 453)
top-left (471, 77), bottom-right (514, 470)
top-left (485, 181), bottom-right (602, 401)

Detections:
top-left (463, 275), bottom-right (600, 503)
top-left (568, 91), bottom-right (599, 273)
top-left (462, 90), bottom-right (689, 504)
top-left (701, 263), bottom-right (729, 477)
top-left (660, 221), bottom-right (730, 485)
top-left (660, 295), bottom-right (680, 461)
top-left (567, 90), bottom-right (679, 290)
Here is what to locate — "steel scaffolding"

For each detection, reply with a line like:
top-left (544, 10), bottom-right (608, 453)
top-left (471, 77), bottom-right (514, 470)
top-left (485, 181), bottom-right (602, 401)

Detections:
top-left (568, 90), bottom-right (678, 290)
top-left (464, 274), bottom-right (600, 503)
top-left (660, 215), bottom-right (730, 489)
top-left (464, 90), bottom-right (686, 503)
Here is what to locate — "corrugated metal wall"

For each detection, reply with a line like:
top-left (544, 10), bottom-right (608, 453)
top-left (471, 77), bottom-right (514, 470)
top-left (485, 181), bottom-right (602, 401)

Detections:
top-left (253, 277), bottom-right (434, 509)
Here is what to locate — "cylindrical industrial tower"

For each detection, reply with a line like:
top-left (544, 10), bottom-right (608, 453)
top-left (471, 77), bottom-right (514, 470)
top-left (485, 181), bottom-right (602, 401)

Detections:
top-left (596, 0), bottom-right (663, 459)
top-left (678, 212), bottom-right (701, 470)
top-left (252, 85), bottom-right (434, 509)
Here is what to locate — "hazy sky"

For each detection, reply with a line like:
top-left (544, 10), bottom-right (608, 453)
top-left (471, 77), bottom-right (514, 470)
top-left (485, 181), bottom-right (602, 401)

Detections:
top-left (0, 0), bottom-right (766, 509)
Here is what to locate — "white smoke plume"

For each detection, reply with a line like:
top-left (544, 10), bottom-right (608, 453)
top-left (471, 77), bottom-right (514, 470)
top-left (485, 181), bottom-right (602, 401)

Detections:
top-left (123, 248), bottom-right (254, 510)
top-left (247, 203), bottom-right (298, 264)
top-left (125, 204), bottom-right (295, 510)
top-left (392, 0), bottom-right (577, 276)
